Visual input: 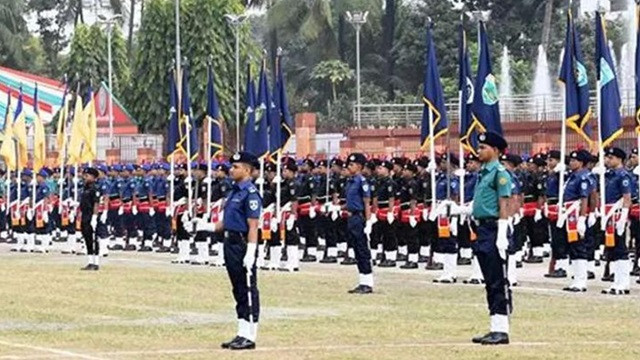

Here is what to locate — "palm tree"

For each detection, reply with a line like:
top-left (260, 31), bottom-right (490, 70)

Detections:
top-left (0, 0), bottom-right (27, 68)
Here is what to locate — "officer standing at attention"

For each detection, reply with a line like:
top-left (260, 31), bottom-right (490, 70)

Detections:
top-left (470, 132), bottom-right (512, 345)
top-left (206, 152), bottom-right (262, 351)
top-left (344, 153), bottom-right (374, 294)
top-left (80, 167), bottom-right (100, 271)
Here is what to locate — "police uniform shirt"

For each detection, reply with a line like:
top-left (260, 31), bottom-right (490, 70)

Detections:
top-left (366, 175), bottom-right (378, 201)
top-left (173, 175), bottom-right (188, 201)
top-left (508, 170), bottom-right (522, 196)
top-left (109, 176), bottom-right (123, 201)
top-left (417, 173), bottom-right (432, 206)
top-left (223, 180), bottom-right (262, 233)
top-left (280, 178), bottom-right (297, 206)
top-left (435, 172), bottom-right (460, 201)
top-left (212, 177), bottom-right (231, 201)
top-left (376, 176), bottom-right (396, 209)
top-left (121, 177), bottom-right (135, 201)
top-left (315, 173), bottom-right (331, 205)
top-left (97, 178), bottom-right (109, 198)
top-left (604, 168), bottom-right (631, 204)
top-left (153, 176), bottom-right (168, 199)
top-left (137, 176), bottom-right (153, 200)
top-left (345, 174), bottom-right (370, 212)
top-left (20, 181), bottom-right (30, 201)
top-left (463, 171), bottom-right (479, 203)
top-left (545, 171), bottom-right (560, 201)
top-left (398, 176), bottom-right (418, 210)
top-left (297, 174), bottom-right (315, 206)
top-left (472, 160), bottom-right (512, 219)
top-left (563, 169), bottom-right (590, 202)
top-left (80, 182), bottom-right (99, 221)
top-left (35, 182), bottom-right (50, 202)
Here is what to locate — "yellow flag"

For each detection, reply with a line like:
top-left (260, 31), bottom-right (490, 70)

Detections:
top-left (66, 94), bottom-right (85, 166)
top-left (80, 89), bottom-right (97, 163)
top-left (12, 105), bottom-right (28, 171)
top-left (0, 106), bottom-right (16, 171)
top-left (33, 115), bottom-right (46, 172)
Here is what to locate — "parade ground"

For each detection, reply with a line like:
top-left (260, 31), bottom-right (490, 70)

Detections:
top-left (0, 246), bottom-right (637, 360)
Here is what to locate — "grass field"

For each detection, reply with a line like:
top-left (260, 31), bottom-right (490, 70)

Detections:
top-left (0, 246), bottom-right (639, 360)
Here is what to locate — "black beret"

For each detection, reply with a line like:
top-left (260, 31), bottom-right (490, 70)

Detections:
top-left (83, 167), bottom-right (99, 178)
top-left (365, 160), bottom-right (377, 171)
top-left (465, 153), bottom-right (480, 162)
top-left (302, 158), bottom-right (315, 169)
top-left (605, 147), bottom-right (626, 160)
top-left (529, 155), bottom-right (547, 167)
top-left (284, 161), bottom-right (298, 172)
top-left (347, 153), bottom-right (367, 166)
top-left (569, 149), bottom-right (591, 164)
top-left (230, 152), bottom-right (259, 168)
top-left (215, 163), bottom-right (229, 173)
top-left (330, 158), bottom-right (344, 167)
top-left (197, 163), bottom-right (208, 172)
top-left (317, 159), bottom-right (328, 168)
top-left (380, 160), bottom-right (393, 170)
top-left (632, 148), bottom-right (638, 155)
top-left (500, 154), bottom-right (521, 166)
top-left (391, 157), bottom-right (406, 167)
top-left (265, 162), bottom-right (277, 172)
top-left (548, 150), bottom-right (561, 160)
top-left (439, 153), bottom-right (459, 166)
top-left (177, 163), bottom-right (187, 171)
top-left (416, 156), bottom-right (430, 168)
top-left (478, 131), bottom-right (508, 151)
top-left (404, 163), bottom-right (418, 173)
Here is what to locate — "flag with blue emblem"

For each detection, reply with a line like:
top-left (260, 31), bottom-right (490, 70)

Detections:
top-left (179, 67), bottom-right (199, 160)
top-left (458, 24), bottom-right (478, 154)
top-left (559, 11), bottom-right (593, 146)
top-left (243, 64), bottom-right (259, 155)
top-left (420, 23), bottom-right (448, 151)
top-left (596, 11), bottom-right (623, 147)
top-left (166, 69), bottom-right (180, 160)
top-left (206, 63), bottom-right (223, 157)
top-left (471, 22), bottom-right (501, 136)
top-left (244, 61), bottom-right (269, 159)
top-left (270, 53), bottom-right (294, 156)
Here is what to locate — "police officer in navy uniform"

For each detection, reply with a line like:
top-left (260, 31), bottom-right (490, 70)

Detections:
top-left (207, 152), bottom-right (262, 351)
top-left (344, 153), bottom-right (374, 294)
top-left (470, 131), bottom-right (512, 345)
top-left (80, 167), bottom-right (100, 271)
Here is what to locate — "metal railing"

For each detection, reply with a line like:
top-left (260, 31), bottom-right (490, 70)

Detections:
top-left (352, 88), bottom-right (638, 128)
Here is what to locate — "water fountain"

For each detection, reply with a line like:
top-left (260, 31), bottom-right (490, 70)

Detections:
top-left (531, 45), bottom-right (553, 119)
top-left (499, 46), bottom-right (512, 115)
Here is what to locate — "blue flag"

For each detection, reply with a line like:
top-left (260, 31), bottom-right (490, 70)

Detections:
top-left (559, 11), bottom-right (592, 146)
top-left (420, 23), bottom-right (448, 150)
top-left (636, 2), bottom-right (640, 134)
top-left (166, 70), bottom-right (180, 160)
top-left (180, 68), bottom-right (199, 160)
top-left (471, 21), bottom-right (502, 136)
top-left (243, 65), bottom-right (259, 155)
top-left (206, 63), bottom-right (223, 157)
top-left (458, 25), bottom-right (478, 154)
top-left (244, 61), bottom-right (269, 158)
top-left (269, 66), bottom-right (281, 156)
top-left (596, 11), bottom-right (623, 147)
top-left (270, 54), bottom-right (294, 156)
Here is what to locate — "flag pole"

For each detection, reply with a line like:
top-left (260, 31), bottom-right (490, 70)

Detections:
top-left (458, 15), bottom-right (465, 207)
top-left (596, 12), bottom-right (606, 230)
top-left (206, 114), bottom-right (212, 216)
top-left (557, 6), bottom-right (570, 227)
top-left (59, 96), bottom-right (68, 216)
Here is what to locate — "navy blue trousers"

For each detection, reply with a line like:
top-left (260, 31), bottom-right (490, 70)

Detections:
top-left (224, 232), bottom-right (260, 322)
top-left (474, 220), bottom-right (512, 316)
top-left (347, 213), bottom-right (372, 275)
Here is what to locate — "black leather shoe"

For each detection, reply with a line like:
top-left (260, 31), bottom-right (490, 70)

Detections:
top-left (630, 267), bottom-right (640, 276)
top-left (562, 286), bottom-right (586, 292)
top-left (228, 337), bottom-right (256, 350)
top-left (80, 264), bottom-right (95, 271)
top-left (587, 271), bottom-right (595, 280)
top-left (457, 258), bottom-right (472, 266)
top-left (418, 255), bottom-right (430, 263)
top-left (524, 256), bottom-right (543, 264)
top-left (124, 244), bottom-right (136, 251)
top-left (425, 263), bottom-right (443, 271)
top-left (400, 261), bottom-right (418, 269)
top-left (341, 258), bottom-right (357, 265)
top-left (378, 259), bottom-right (396, 268)
top-left (111, 244), bottom-right (124, 251)
top-left (472, 332), bottom-right (492, 344)
top-left (348, 285), bottom-right (373, 294)
top-left (480, 332), bottom-right (509, 345)
top-left (319, 256), bottom-right (337, 264)
top-left (138, 246), bottom-right (153, 252)
top-left (516, 261), bottom-right (523, 269)
top-left (221, 336), bottom-right (241, 349)
top-left (397, 253), bottom-right (408, 262)
top-left (464, 278), bottom-right (484, 285)
top-left (156, 247), bottom-right (170, 253)
top-left (337, 250), bottom-right (346, 258)
top-left (601, 274), bottom-right (614, 282)
top-left (544, 269), bottom-right (567, 278)
top-left (300, 255), bottom-right (317, 262)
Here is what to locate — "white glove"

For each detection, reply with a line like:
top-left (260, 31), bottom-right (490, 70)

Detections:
top-left (577, 216), bottom-right (586, 237)
top-left (255, 177), bottom-right (264, 185)
top-left (270, 217), bottom-right (279, 232)
top-left (587, 212), bottom-right (596, 228)
top-left (616, 208), bottom-right (629, 236)
top-left (553, 163), bottom-right (566, 174)
top-left (591, 166), bottom-right (606, 176)
top-left (634, 166), bottom-right (640, 176)
top-left (91, 214), bottom-right (97, 230)
top-left (100, 211), bottom-right (108, 224)
top-left (193, 217), bottom-right (203, 232)
top-left (387, 211), bottom-right (395, 224)
top-left (497, 219), bottom-right (509, 260)
top-left (166, 174), bottom-right (175, 182)
top-left (331, 206), bottom-right (339, 221)
top-left (449, 202), bottom-right (461, 216)
top-left (534, 209), bottom-right (542, 222)
top-left (69, 211), bottom-right (75, 223)
top-left (421, 208), bottom-right (429, 221)
top-left (166, 206), bottom-right (173, 217)
top-left (244, 242), bottom-right (257, 272)
top-left (286, 215), bottom-right (296, 230)
top-left (453, 168), bottom-right (466, 178)
top-left (450, 216), bottom-right (458, 236)
top-left (181, 212), bottom-right (193, 232)
top-left (369, 214), bottom-right (377, 225)
top-left (513, 213), bottom-right (521, 225)
top-left (426, 161), bottom-right (437, 173)
top-left (184, 176), bottom-right (192, 185)
top-left (72, 176), bottom-right (80, 185)
top-left (29, 178), bottom-right (36, 186)
top-left (132, 205), bottom-right (138, 215)
top-left (364, 221), bottom-right (372, 235)
top-left (556, 212), bottom-right (566, 228)
top-left (0, 203), bottom-right (4, 212)
top-left (202, 211), bottom-right (209, 222)
top-left (309, 206), bottom-right (317, 219)
top-left (149, 207), bottom-right (156, 217)
top-left (409, 215), bottom-right (417, 228)
top-left (203, 177), bottom-right (211, 184)
top-left (428, 201), bottom-right (445, 222)
top-left (26, 209), bottom-right (34, 220)
top-left (118, 206), bottom-right (124, 215)
top-left (57, 178), bottom-right (64, 186)
top-left (272, 175), bottom-right (282, 184)
top-left (43, 210), bottom-right (49, 223)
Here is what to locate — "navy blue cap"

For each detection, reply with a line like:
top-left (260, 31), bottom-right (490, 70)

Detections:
top-left (404, 163), bottom-right (417, 173)
top-left (330, 158), bottom-right (344, 167)
top-left (23, 169), bottom-right (33, 177)
top-left (380, 160), bottom-right (393, 170)
top-left (466, 153), bottom-right (480, 162)
top-left (230, 152), bottom-right (259, 168)
top-left (283, 161), bottom-right (298, 172)
top-left (477, 131), bottom-right (508, 151)
top-left (302, 158), bottom-right (315, 169)
top-left (605, 147), bottom-right (626, 160)
top-left (548, 150), bottom-right (561, 160)
top-left (346, 153), bottom-right (367, 166)
top-left (215, 163), bottom-right (229, 173)
top-left (83, 167), bottom-right (99, 178)
top-left (160, 163), bottom-right (171, 171)
top-left (265, 162), bottom-right (277, 172)
top-left (37, 168), bottom-right (51, 177)
top-left (570, 149), bottom-right (591, 164)
top-left (97, 164), bottom-right (108, 173)
top-left (500, 154), bottom-right (521, 166)
top-left (317, 159), bottom-right (328, 168)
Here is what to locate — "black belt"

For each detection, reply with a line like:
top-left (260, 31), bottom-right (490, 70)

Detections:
top-left (474, 217), bottom-right (498, 225)
top-left (156, 196), bottom-right (166, 201)
top-left (109, 195), bottom-right (120, 200)
top-left (348, 210), bottom-right (363, 216)
top-left (224, 230), bottom-right (247, 240)
top-left (547, 198), bottom-right (559, 205)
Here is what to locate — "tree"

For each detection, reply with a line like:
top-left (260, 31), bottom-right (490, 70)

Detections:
top-left (28, 0), bottom-right (73, 77)
top-left (311, 60), bottom-right (354, 101)
top-left (127, 0), bottom-right (136, 56)
top-left (0, 0), bottom-right (28, 69)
